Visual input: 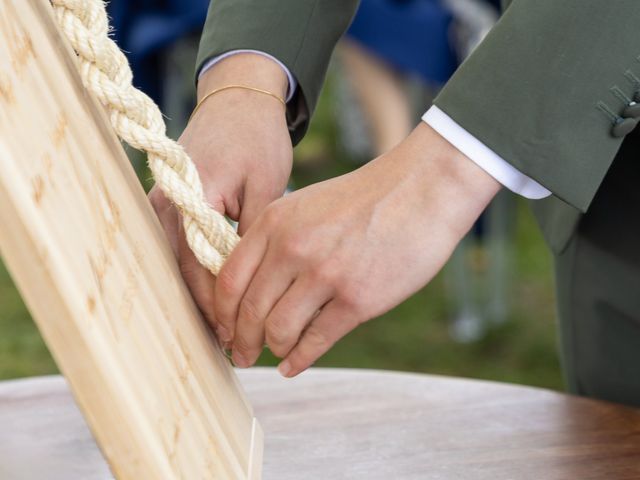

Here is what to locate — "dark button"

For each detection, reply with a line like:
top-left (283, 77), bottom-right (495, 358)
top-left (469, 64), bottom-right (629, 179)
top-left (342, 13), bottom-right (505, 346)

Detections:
top-left (623, 102), bottom-right (640, 118)
top-left (612, 117), bottom-right (638, 137)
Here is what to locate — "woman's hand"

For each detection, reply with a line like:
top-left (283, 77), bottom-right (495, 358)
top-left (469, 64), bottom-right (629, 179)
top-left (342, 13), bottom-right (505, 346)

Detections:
top-left (149, 53), bottom-right (292, 338)
top-left (215, 123), bottom-right (501, 376)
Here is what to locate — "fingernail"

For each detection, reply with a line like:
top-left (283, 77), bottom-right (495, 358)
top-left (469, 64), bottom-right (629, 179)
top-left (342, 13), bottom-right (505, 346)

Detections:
top-left (277, 360), bottom-right (292, 377)
top-left (217, 325), bottom-right (232, 342)
top-left (233, 351), bottom-right (250, 369)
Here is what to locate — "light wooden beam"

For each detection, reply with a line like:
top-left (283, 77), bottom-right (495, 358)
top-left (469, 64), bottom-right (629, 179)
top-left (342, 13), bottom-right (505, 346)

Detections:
top-left (0, 0), bottom-right (263, 478)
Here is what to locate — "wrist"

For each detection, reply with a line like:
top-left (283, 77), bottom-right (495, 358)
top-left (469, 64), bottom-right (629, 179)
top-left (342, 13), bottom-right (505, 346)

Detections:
top-left (427, 124), bottom-right (501, 207)
top-left (392, 123), bottom-right (501, 238)
top-left (197, 53), bottom-right (288, 101)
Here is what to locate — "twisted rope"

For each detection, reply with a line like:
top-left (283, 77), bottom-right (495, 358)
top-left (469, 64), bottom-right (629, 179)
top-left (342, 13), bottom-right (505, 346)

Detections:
top-left (51, 0), bottom-right (240, 274)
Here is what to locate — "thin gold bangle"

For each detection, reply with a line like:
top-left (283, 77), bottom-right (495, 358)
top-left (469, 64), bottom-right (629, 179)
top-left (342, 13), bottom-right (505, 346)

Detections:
top-left (188, 84), bottom-right (286, 123)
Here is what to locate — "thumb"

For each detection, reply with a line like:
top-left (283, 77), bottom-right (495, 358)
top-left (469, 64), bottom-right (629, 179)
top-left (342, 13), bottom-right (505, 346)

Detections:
top-left (237, 183), bottom-right (285, 236)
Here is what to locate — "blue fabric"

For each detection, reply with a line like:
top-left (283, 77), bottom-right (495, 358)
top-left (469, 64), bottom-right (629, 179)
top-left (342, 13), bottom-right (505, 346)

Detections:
top-left (107, 0), bottom-right (209, 102)
top-left (107, 0), bottom-right (499, 98)
top-left (346, 0), bottom-right (458, 85)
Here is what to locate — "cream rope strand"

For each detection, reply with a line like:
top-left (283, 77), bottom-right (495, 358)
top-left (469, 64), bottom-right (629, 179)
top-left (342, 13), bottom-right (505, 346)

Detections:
top-left (50, 0), bottom-right (240, 274)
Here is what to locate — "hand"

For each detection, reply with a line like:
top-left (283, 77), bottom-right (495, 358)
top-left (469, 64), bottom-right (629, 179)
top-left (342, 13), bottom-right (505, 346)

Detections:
top-left (215, 123), bottom-right (501, 376)
top-left (149, 53), bottom-right (292, 341)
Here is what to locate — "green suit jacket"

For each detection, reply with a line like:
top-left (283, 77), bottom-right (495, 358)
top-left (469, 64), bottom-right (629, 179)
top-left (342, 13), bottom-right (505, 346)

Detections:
top-left (196, 0), bottom-right (640, 253)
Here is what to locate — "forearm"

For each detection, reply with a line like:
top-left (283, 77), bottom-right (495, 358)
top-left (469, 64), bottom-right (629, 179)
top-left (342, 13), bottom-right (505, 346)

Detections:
top-left (395, 123), bottom-right (501, 241)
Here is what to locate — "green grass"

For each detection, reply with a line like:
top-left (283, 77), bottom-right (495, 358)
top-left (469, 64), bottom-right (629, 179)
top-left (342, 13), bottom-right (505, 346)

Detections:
top-left (0, 263), bottom-right (57, 379)
top-left (0, 78), bottom-right (563, 391)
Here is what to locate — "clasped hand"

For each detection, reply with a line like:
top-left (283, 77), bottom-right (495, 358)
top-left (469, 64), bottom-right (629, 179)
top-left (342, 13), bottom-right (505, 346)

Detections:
top-left (150, 58), bottom-right (499, 377)
top-left (215, 124), bottom-right (499, 377)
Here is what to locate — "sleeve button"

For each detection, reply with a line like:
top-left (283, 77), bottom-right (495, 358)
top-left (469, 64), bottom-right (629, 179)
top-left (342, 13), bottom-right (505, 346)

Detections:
top-left (623, 102), bottom-right (640, 118)
top-left (612, 117), bottom-right (638, 137)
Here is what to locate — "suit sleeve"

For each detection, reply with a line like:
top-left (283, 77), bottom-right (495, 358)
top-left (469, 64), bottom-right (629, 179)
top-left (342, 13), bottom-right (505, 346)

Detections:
top-left (196, 0), bottom-right (359, 145)
top-left (434, 0), bottom-right (640, 211)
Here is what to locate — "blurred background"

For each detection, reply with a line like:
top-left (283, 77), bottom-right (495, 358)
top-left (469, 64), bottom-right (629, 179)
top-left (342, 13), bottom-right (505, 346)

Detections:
top-left (0, 0), bottom-right (563, 389)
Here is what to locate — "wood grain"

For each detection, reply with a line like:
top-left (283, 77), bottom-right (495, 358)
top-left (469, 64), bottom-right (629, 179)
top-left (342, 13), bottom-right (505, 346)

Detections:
top-left (0, 1), bottom-right (262, 478)
top-left (1, 369), bottom-right (639, 479)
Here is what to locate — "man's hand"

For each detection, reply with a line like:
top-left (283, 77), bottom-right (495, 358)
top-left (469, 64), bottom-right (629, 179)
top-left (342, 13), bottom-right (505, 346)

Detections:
top-left (215, 123), bottom-right (501, 376)
top-left (149, 53), bottom-right (292, 341)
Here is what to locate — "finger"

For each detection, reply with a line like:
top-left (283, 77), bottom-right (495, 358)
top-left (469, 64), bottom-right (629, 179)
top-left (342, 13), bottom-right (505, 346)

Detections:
top-left (264, 275), bottom-right (333, 359)
top-left (277, 301), bottom-right (358, 378)
top-left (177, 218), bottom-right (219, 336)
top-left (214, 226), bottom-right (268, 345)
top-left (231, 248), bottom-right (297, 368)
top-left (237, 181), bottom-right (284, 236)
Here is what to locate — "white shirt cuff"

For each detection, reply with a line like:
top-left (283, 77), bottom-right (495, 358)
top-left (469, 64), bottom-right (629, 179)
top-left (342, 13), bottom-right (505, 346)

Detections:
top-left (199, 49), bottom-right (297, 103)
top-left (422, 106), bottom-right (551, 199)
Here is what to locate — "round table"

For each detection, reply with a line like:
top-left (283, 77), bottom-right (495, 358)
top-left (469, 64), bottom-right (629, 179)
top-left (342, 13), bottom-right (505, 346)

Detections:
top-left (1, 368), bottom-right (639, 479)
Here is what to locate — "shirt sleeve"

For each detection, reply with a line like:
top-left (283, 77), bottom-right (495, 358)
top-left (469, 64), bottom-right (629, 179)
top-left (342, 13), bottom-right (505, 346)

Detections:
top-left (423, 106), bottom-right (551, 199)
top-left (199, 49), bottom-right (298, 103)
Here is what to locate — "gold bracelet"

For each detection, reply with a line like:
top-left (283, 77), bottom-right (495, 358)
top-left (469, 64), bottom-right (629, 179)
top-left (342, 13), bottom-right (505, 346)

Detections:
top-left (188, 84), bottom-right (286, 123)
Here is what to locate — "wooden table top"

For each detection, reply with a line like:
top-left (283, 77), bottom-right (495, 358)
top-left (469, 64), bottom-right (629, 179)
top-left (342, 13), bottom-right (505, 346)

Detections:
top-left (0, 368), bottom-right (639, 479)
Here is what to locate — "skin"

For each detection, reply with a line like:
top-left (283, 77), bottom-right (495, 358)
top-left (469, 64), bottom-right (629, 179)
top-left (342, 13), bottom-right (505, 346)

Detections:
top-left (148, 53), bottom-right (292, 337)
top-left (150, 54), bottom-right (501, 377)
